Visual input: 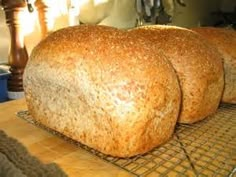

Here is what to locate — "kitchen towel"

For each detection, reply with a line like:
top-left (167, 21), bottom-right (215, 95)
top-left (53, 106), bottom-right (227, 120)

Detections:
top-left (0, 130), bottom-right (67, 177)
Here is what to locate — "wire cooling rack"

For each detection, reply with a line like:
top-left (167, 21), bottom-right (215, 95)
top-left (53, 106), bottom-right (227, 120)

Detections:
top-left (17, 104), bottom-right (236, 177)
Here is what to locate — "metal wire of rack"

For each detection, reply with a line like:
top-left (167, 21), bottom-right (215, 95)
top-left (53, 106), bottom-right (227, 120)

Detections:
top-left (17, 104), bottom-right (236, 177)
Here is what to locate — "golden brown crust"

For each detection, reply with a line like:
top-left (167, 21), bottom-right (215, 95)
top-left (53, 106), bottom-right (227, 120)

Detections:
top-left (130, 25), bottom-right (224, 123)
top-left (192, 27), bottom-right (236, 104)
top-left (23, 25), bottom-right (181, 157)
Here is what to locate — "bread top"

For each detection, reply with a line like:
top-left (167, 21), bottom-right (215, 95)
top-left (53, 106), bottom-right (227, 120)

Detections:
top-left (130, 25), bottom-right (223, 82)
top-left (129, 25), bottom-right (224, 122)
top-left (192, 27), bottom-right (236, 61)
top-left (130, 25), bottom-right (223, 90)
top-left (29, 25), bottom-right (177, 87)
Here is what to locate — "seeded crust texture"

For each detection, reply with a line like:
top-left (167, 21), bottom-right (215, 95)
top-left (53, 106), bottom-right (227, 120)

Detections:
top-left (23, 25), bottom-right (181, 157)
top-left (130, 25), bottom-right (224, 123)
top-left (192, 27), bottom-right (236, 104)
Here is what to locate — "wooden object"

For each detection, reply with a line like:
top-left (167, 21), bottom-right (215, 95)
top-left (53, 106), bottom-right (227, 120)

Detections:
top-left (35, 0), bottom-right (53, 38)
top-left (1, 0), bottom-right (28, 96)
top-left (0, 99), bottom-right (132, 177)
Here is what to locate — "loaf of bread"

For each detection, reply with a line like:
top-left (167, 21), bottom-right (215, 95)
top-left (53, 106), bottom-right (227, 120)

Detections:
top-left (23, 25), bottom-right (181, 157)
top-left (192, 27), bottom-right (236, 104)
top-left (129, 25), bottom-right (224, 123)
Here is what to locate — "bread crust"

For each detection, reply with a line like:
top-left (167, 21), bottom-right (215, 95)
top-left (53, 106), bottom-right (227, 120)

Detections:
top-left (130, 25), bottom-right (224, 123)
top-left (23, 25), bottom-right (181, 157)
top-left (192, 27), bottom-right (236, 104)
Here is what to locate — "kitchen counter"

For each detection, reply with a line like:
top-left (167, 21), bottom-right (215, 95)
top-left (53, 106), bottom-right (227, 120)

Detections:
top-left (0, 99), bottom-right (132, 177)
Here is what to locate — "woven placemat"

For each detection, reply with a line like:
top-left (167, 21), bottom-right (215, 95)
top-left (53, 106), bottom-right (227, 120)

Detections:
top-left (0, 130), bottom-right (67, 177)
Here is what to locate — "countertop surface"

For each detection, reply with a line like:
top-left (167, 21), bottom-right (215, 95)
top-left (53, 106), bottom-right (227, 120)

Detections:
top-left (0, 99), bottom-right (132, 177)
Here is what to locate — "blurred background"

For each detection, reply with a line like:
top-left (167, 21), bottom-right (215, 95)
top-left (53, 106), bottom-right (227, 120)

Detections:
top-left (0, 0), bottom-right (236, 63)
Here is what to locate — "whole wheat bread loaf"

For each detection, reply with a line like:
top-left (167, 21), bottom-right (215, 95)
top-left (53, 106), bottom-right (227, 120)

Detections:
top-left (23, 25), bottom-right (181, 157)
top-left (130, 25), bottom-right (224, 123)
top-left (192, 27), bottom-right (236, 104)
